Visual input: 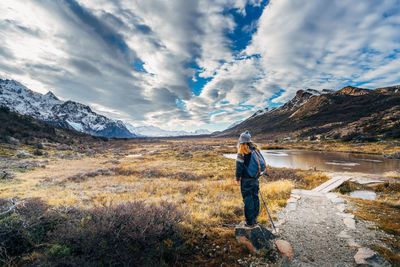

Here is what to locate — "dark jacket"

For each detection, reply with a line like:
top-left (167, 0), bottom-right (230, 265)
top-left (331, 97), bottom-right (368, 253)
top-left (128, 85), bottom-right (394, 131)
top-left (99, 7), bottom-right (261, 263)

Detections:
top-left (235, 145), bottom-right (256, 181)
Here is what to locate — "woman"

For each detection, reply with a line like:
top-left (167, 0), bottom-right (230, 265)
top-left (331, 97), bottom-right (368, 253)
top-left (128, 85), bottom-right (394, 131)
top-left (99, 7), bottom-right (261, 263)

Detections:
top-left (235, 131), bottom-right (260, 227)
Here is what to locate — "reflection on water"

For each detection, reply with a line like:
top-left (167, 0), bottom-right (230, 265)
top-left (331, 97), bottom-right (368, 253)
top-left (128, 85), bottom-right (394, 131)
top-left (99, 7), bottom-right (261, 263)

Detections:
top-left (350, 190), bottom-right (377, 200)
top-left (223, 150), bottom-right (400, 174)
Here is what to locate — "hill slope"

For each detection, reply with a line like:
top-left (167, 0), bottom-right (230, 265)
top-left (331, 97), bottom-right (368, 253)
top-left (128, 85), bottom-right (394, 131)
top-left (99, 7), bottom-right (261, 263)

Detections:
top-left (220, 85), bottom-right (400, 140)
top-left (0, 79), bottom-right (135, 138)
top-left (0, 105), bottom-right (98, 144)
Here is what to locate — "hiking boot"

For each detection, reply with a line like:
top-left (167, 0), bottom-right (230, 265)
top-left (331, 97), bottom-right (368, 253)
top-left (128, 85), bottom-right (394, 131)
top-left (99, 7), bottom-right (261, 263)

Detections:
top-left (245, 222), bottom-right (258, 228)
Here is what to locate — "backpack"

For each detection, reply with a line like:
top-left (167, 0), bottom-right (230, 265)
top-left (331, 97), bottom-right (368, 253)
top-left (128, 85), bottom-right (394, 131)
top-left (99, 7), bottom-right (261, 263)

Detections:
top-left (246, 149), bottom-right (266, 178)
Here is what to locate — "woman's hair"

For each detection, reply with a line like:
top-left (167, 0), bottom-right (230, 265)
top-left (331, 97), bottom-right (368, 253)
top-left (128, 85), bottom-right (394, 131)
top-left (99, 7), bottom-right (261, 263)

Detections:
top-left (237, 142), bottom-right (258, 154)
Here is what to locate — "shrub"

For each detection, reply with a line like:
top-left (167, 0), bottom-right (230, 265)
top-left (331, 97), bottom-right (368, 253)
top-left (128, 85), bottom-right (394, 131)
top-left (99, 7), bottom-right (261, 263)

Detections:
top-left (33, 149), bottom-right (43, 156)
top-left (47, 244), bottom-right (71, 257)
top-left (66, 168), bottom-right (116, 183)
top-left (49, 201), bottom-right (183, 266)
top-left (174, 172), bottom-right (206, 181)
top-left (0, 198), bottom-right (62, 260)
top-left (36, 143), bottom-right (44, 149)
top-left (263, 167), bottom-right (302, 183)
top-left (0, 199), bottom-right (184, 266)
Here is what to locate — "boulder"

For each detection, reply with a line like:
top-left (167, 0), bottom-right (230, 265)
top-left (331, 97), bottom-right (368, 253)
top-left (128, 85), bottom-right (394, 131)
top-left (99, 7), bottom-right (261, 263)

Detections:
top-left (354, 247), bottom-right (390, 266)
top-left (235, 222), bottom-right (275, 254)
top-left (274, 239), bottom-right (294, 260)
top-left (7, 136), bottom-right (20, 145)
top-left (17, 150), bottom-right (32, 158)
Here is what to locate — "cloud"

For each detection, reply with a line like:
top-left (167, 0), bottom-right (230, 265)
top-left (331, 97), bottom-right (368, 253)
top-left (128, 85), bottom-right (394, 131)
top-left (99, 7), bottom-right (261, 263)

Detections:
top-left (184, 0), bottom-right (400, 130)
top-left (0, 0), bottom-right (399, 132)
top-left (245, 0), bottom-right (400, 100)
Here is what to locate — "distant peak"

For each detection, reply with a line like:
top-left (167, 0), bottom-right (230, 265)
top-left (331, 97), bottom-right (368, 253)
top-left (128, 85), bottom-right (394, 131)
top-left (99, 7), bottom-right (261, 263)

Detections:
top-left (56, 100), bottom-right (92, 114)
top-left (336, 86), bottom-right (371, 96)
top-left (322, 89), bottom-right (334, 94)
top-left (304, 88), bottom-right (320, 95)
top-left (296, 89), bottom-right (310, 95)
top-left (0, 79), bottom-right (23, 87)
top-left (45, 91), bottom-right (59, 100)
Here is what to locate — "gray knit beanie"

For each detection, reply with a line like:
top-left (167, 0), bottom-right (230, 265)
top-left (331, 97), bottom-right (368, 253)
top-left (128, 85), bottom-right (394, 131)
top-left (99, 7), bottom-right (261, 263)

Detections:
top-left (239, 130), bottom-right (251, 144)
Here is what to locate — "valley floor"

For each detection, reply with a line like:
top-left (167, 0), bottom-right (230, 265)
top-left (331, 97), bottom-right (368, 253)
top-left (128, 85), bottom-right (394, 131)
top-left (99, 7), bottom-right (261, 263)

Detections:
top-left (0, 138), bottom-right (399, 266)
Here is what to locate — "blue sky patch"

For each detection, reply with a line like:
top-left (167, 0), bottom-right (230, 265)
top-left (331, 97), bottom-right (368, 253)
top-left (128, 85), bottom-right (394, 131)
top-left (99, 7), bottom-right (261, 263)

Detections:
top-left (225, 1), bottom-right (268, 53)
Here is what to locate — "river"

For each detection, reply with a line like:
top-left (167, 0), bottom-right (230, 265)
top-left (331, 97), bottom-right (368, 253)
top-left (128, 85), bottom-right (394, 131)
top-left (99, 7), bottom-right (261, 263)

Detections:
top-left (223, 149), bottom-right (400, 175)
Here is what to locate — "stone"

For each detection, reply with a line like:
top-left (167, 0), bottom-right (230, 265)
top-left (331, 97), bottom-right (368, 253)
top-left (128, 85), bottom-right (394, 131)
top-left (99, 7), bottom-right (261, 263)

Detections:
top-left (336, 212), bottom-right (354, 219)
top-left (330, 197), bottom-right (345, 204)
top-left (336, 204), bottom-right (346, 212)
top-left (287, 202), bottom-right (297, 210)
top-left (337, 230), bottom-right (351, 239)
top-left (274, 239), bottom-right (294, 261)
top-left (7, 136), bottom-right (20, 145)
top-left (296, 189), bottom-right (325, 197)
top-left (17, 150), bottom-right (32, 158)
top-left (354, 247), bottom-right (390, 266)
top-left (343, 217), bottom-right (356, 229)
top-left (291, 194), bottom-right (301, 199)
top-left (235, 222), bottom-right (275, 254)
top-left (325, 192), bottom-right (338, 199)
top-left (347, 239), bottom-right (361, 248)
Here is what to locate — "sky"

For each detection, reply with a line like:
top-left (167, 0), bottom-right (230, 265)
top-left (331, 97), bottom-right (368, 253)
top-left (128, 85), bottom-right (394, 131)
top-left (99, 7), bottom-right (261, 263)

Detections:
top-left (0, 0), bottom-right (399, 132)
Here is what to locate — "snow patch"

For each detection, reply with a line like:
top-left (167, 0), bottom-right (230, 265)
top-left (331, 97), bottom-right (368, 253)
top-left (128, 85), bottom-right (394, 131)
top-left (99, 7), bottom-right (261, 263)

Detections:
top-left (66, 120), bottom-right (84, 132)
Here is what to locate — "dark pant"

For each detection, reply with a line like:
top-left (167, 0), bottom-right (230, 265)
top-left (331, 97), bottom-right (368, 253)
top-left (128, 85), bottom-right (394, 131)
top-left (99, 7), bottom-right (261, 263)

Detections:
top-left (240, 178), bottom-right (260, 225)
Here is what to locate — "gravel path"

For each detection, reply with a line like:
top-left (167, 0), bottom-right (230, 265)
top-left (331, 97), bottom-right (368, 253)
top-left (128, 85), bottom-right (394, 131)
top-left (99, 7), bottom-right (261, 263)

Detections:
top-left (275, 189), bottom-right (391, 267)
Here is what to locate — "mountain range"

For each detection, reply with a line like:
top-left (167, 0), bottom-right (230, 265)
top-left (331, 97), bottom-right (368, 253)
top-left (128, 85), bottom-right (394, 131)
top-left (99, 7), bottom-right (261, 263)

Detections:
top-left (219, 85), bottom-right (400, 141)
top-left (0, 79), bottom-right (210, 138)
top-left (1, 79), bottom-right (399, 140)
top-left (124, 124), bottom-right (210, 137)
top-left (0, 79), bottom-right (135, 138)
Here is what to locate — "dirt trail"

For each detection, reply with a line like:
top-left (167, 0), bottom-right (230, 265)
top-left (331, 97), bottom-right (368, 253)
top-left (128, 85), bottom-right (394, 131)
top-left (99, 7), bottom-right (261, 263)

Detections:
top-left (275, 189), bottom-right (391, 267)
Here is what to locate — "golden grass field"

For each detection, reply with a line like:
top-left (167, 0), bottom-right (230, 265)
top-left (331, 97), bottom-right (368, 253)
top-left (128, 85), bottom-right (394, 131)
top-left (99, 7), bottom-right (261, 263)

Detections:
top-left (1, 138), bottom-right (399, 265)
top-left (0, 138), bottom-right (333, 266)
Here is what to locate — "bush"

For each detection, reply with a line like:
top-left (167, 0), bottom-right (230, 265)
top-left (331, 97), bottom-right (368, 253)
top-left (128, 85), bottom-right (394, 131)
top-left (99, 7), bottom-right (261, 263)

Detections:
top-left (50, 202), bottom-right (183, 266)
top-left (33, 149), bottom-right (43, 156)
top-left (0, 198), bottom-right (184, 266)
top-left (36, 143), bottom-right (44, 149)
top-left (263, 167), bottom-right (302, 183)
top-left (0, 198), bottom-right (62, 259)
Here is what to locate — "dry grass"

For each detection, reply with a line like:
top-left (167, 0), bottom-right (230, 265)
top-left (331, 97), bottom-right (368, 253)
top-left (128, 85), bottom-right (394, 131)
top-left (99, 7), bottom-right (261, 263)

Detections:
top-left (338, 180), bottom-right (400, 265)
top-left (0, 138), bottom-right (330, 266)
top-left (349, 198), bottom-right (400, 265)
top-left (296, 170), bottom-right (330, 189)
top-left (384, 171), bottom-right (400, 179)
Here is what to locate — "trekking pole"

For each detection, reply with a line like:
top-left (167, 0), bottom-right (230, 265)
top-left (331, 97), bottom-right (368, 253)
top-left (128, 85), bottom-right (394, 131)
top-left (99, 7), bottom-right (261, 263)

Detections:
top-left (260, 191), bottom-right (278, 234)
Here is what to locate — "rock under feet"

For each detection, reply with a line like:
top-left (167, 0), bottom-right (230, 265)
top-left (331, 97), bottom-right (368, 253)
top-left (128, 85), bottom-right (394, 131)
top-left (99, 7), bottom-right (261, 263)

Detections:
top-left (235, 222), bottom-right (275, 254)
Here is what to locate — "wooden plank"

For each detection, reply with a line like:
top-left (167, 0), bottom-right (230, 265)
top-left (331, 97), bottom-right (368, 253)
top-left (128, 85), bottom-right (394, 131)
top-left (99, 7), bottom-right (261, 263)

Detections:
top-left (312, 177), bottom-right (341, 192)
top-left (312, 177), bottom-right (351, 193)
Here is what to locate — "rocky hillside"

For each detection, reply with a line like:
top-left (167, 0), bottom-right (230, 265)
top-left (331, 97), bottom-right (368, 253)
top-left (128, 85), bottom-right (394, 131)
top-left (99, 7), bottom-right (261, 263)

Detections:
top-left (0, 79), bottom-right (135, 138)
top-left (0, 105), bottom-right (99, 145)
top-left (220, 85), bottom-right (400, 141)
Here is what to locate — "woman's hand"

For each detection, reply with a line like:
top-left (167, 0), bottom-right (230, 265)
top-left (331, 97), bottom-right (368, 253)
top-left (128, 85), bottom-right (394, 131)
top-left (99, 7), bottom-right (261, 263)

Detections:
top-left (235, 179), bottom-right (241, 186)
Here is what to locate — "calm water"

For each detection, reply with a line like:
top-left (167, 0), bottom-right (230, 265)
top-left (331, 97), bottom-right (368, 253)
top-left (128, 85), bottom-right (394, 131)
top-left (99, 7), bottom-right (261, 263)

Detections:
top-left (350, 190), bottom-right (377, 200)
top-left (224, 149), bottom-right (400, 174)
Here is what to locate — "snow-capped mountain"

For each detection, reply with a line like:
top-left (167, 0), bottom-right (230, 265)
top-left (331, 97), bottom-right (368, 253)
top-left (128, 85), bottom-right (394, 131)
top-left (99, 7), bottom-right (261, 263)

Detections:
top-left (125, 123), bottom-right (210, 137)
top-left (280, 88), bottom-right (333, 112)
top-left (0, 79), bottom-right (135, 138)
